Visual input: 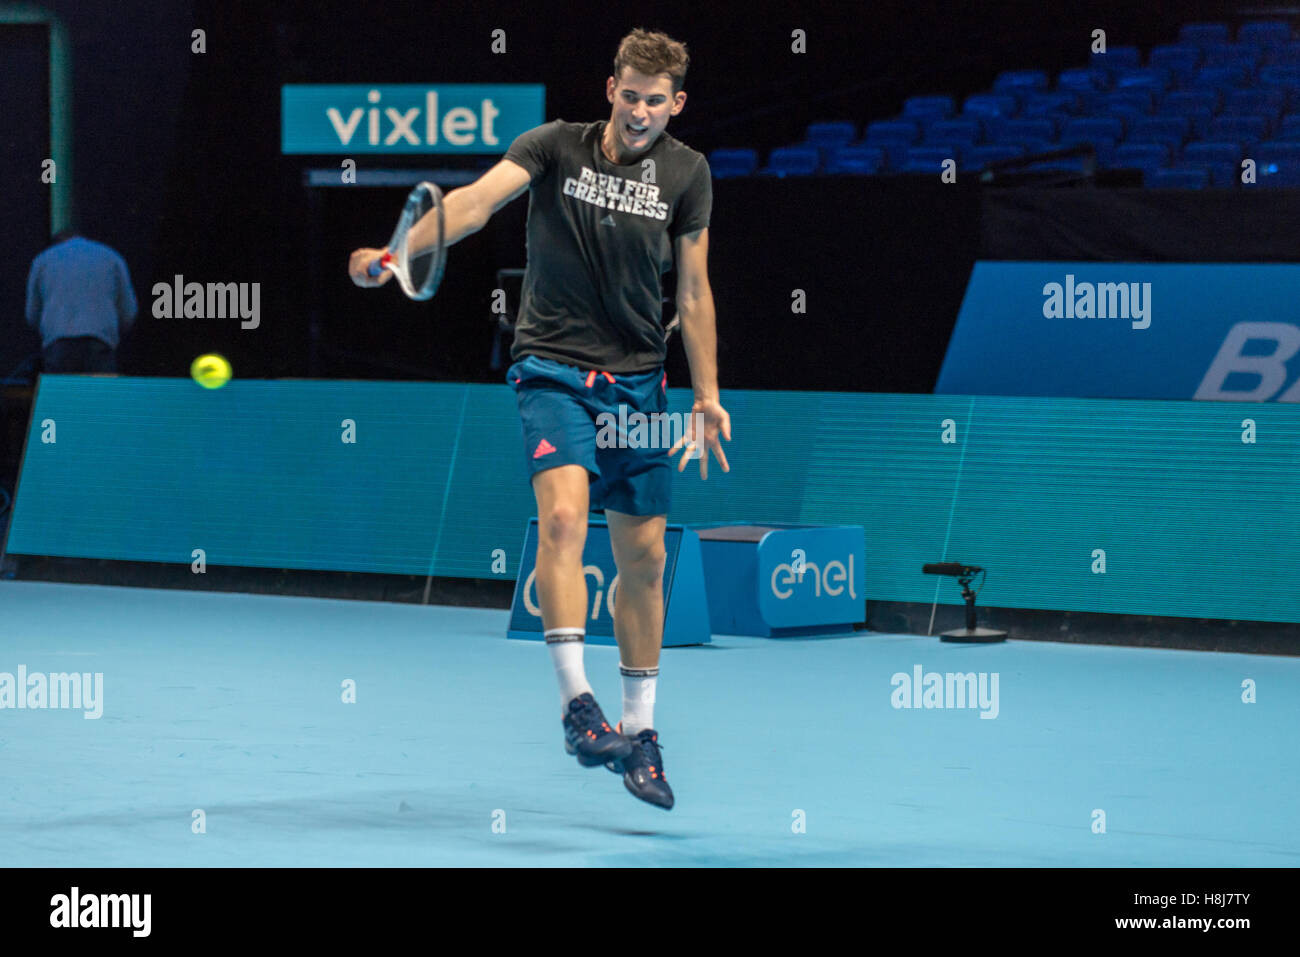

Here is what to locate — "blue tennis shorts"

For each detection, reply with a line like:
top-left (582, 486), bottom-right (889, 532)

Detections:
top-left (507, 355), bottom-right (672, 516)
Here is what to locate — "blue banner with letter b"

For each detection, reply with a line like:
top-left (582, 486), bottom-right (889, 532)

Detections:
top-left (937, 261), bottom-right (1300, 402)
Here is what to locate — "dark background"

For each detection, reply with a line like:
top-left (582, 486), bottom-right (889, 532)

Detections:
top-left (0, 0), bottom-right (1273, 393)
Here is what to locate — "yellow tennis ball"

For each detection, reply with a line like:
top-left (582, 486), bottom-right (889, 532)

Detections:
top-left (191, 353), bottom-right (232, 389)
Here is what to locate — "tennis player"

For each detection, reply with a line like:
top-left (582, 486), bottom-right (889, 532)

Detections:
top-left (349, 28), bottom-right (729, 810)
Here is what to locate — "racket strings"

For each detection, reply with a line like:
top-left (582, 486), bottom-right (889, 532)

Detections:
top-left (404, 189), bottom-right (443, 299)
top-left (385, 183), bottom-right (445, 300)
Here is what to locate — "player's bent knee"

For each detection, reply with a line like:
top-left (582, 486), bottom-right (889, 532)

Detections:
top-left (538, 504), bottom-right (586, 552)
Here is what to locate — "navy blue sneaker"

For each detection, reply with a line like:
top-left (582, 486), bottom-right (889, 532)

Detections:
top-left (562, 693), bottom-right (632, 767)
top-left (607, 723), bottom-right (674, 810)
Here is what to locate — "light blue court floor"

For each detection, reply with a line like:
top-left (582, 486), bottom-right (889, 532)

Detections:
top-left (1, 580), bottom-right (1297, 867)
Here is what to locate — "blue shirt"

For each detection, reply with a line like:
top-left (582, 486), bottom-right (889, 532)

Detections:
top-left (25, 237), bottom-right (137, 350)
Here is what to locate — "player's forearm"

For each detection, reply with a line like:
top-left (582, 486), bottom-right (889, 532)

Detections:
top-left (677, 294), bottom-right (719, 402)
top-left (407, 187), bottom-right (487, 256)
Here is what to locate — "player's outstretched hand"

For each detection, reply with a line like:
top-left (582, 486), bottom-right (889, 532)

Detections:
top-left (670, 396), bottom-right (731, 479)
top-left (348, 247), bottom-right (392, 287)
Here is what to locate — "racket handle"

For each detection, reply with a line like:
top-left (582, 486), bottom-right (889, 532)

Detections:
top-left (367, 253), bottom-right (393, 278)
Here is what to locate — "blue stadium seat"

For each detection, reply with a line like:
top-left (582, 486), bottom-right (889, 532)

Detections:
top-left (965, 144), bottom-right (1026, 170)
top-left (1260, 62), bottom-right (1300, 83)
top-left (1114, 66), bottom-right (1174, 92)
top-left (1148, 45), bottom-right (1202, 82)
top-left (858, 129), bottom-right (910, 166)
top-left (924, 118), bottom-right (983, 146)
top-left (1201, 43), bottom-right (1265, 69)
top-left (1182, 141), bottom-right (1243, 164)
top-left (998, 117), bottom-right (1058, 141)
top-left (1042, 111), bottom-right (1077, 134)
top-left (1181, 141), bottom-right (1243, 186)
top-left (1257, 65), bottom-right (1300, 108)
top-left (904, 111), bottom-right (953, 135)
top-left (803, 121), bottom-right (857, 149)
top-left (1146, 166), bottom-right (1211, 188)
top-left (1190, 64), bottom-right (1251, 88)
top-left (902, 95), bottom-right (956, 121)
top-left (1096, 89), bottom-right (1156, 114)
top-left (1062, 116), bottom-right (1126, 143)
top-left (865, 143), bottom-right (909, 169)
top-left (1022, 91), bottom-right (1079, 115)
top-left (898, 144), bottom-right (961, 174)
top-left (1111, 142), bottom-right (1173, 171)
top-left (1263, 41), bottom-right (1300, 66)
top-left (824, 145), bottom-right (886, 175)
top-left (1278, 113), bottom-right (1300, 138)
top-left (1127, 116), bottom-right (1190, 147)
top-left (759, 146), bottom-right (821, 177)
top-left (708, 148), bottom-right (758, 178)
top-left (962, 93), bottom-right (1019, 120)
top-left (1209, 114), bottom-right (1269, 144)
top-left (1222, 90), bottom-right (1285, 127)
top-left (1182, 110), bottom-right (1219, 138)
top-left (1254, 142), bottom-right (1300, 185)
top-left (791, 142), bottom-right (835, 166)
top-left (1057, 67), bottom-right (1108, 93)
top-left (865, 119), bottom-right (921, 146)
top-left (1098, 104), bottom-right (1146, 132)
top-left (1001, 137), bottom-right (1055, 156)
top-left (1184, 162), bottom-right (1239, 187)
top-left (993, 69), bottom-right (1049, 92)
top-left (1157, 91), bottom-right (1219, 137)
top-left (1090, 46), bottom-right (1141, 73)
top-left (1238, 21), bottom-right (1292, 48)
top-left (1160, 88), bottom-right (1222, 113)
top-left (1179, 23), bottom-right (1232, 47)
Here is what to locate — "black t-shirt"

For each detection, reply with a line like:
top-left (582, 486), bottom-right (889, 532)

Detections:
top-left (503, 119), bottom-right (712, 373)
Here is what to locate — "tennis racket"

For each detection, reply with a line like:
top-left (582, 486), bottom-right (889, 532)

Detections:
top-left (367, 181), bottom-right (446, 300)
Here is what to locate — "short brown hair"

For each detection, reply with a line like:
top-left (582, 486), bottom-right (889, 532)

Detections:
top-left (613, 28), bottom-right (689, 94)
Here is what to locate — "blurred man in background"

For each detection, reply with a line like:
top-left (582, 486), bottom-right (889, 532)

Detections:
top-left (25, 229), bottom-right (137, 374)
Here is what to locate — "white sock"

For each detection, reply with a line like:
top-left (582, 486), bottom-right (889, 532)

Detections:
top-left (546, 628), bottom-right (592, 710)
top-left (620, 664), bottom-right (658, 736)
